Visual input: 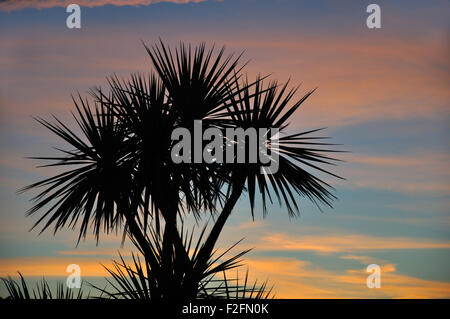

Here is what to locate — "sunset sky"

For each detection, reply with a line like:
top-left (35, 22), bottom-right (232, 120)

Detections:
top-left (0, 0), bottom-right (449, 298)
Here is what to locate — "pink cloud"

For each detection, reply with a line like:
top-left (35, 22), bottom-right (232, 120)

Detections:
top-left (0, 0), bottom-right (207, 11)
top-left (1, 26), bottom-right (448, 129)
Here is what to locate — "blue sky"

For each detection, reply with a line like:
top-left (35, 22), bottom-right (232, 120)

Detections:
top-left (0, 0), bottom-right (449, 298)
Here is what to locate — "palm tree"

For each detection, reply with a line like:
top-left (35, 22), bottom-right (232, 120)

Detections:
top-left (20, 41), bottom-right (342, 299)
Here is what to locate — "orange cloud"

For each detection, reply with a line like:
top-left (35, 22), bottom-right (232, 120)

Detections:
top-left (2, 254), bottom-right (449, 298)
top-left (243, 257), bottom-right (450, 298)
top-left (56, 248), bottom-right (132, 257)
top-left (0, 256), bottom-right (111, 277)
top-left (339, 255), bottom-right (386, 265)
top-left (2, 255), bottom-right (448, 298)
top-left (0, 0), bottom-right (207, 11)
top-left (335, 264), bottom-right (450, 299)
top-left (257, 233), bottom-right (450, 253)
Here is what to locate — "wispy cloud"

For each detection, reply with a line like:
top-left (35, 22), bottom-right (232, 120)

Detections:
top-left (0, 0), bottom-right (207, 12)
top-left (340, 152), bottom-right (450, 195)
top-left (339, 255), bottom-right (383, 264)
top-left (56, 248), bottom-right (131, 257)
top-left (1, 0), bottom-right (449, 299)
top-left (339, 215), bottom-right (450, 227)
top-left (1, 25), bottom-right (448, 128)
top-left (258, 233), bottom-right (450, 253)
top-left (2, 255), bottom-right (449, 298)
top-left (228, 35), bottom-right (450, 129)
top-left (244, 257), bottom-right (450, 298)
top-left (0, 256), bottom-right (111, 277)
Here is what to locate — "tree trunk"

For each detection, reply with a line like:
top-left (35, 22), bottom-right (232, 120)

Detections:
top-left (194, 174), bottom-right (246, 277)
top-left (119, 200), bottom-right (161, 299)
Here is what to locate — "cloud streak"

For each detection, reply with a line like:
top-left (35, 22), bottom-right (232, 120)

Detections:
top-left (258, 233), bottom-right (450, 253)
top-left (1, 23), bottom-right (448, 129)
top-left (0, 0), bottom-right (207, 11)
top-left (243, 257), bottom-right (450, 298)
top-left (340, 152), bottom-right (450, 195)
top-left (0, 256), bottom-right (111, 277)
top-left (3, 255), bottom-right (448, 298)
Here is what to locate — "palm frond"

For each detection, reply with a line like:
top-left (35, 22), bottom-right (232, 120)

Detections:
top-left (221, 77), bottom-right (344, 217)
top-left (198, 268), bottom-right (274, 299)
top-left (1, 273), bottom-right (86, 299)
top-left (19, 96), bottom-right (135, 243)
top-left (90, 218), bottom-right (258, 299)
top-left (144, 40), bottom-right (247, 122)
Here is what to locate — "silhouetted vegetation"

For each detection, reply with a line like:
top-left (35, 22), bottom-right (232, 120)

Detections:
top-left (2, 41), bottom-right (342, 299)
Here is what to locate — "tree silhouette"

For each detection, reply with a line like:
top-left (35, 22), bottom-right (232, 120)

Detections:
top-left (18, 41), bottom-right (342, 299)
